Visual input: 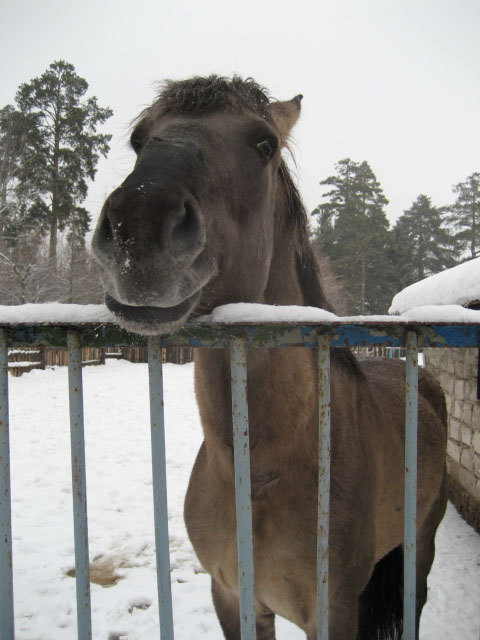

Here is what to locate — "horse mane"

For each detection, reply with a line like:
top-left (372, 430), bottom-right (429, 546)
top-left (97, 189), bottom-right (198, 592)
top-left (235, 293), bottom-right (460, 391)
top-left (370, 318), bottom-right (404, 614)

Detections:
top-left (276, 162), bottom-right (332, 312)
top-left (278, 164), bottom-right (364, 377)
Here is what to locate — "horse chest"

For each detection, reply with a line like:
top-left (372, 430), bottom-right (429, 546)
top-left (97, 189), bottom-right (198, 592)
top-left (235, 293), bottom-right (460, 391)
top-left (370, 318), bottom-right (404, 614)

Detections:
top-left (185, 448), bottom-right (316, 591)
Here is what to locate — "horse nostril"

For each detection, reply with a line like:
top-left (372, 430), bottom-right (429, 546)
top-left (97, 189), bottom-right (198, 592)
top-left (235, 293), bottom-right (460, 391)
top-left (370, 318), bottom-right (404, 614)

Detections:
top-left (92, 204), bottom-right (115, 263)
top-left (169, 200), bottom-right (205, 260)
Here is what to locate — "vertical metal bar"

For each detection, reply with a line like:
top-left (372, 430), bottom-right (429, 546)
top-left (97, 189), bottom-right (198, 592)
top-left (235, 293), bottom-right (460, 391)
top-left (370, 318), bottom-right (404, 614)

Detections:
top-left (0, 329), bottom-right (14, 640)
top-left (230, 337), bottom-right (256, 640)
top-left (317, 333), bottom-right (331, 640)
top-left (148, 336), bottom-right (174, 640)
top-left (67, 330), bottom-right (92, 640)
top-left (404, 331), bottom-right (418, 640)
top-left (476, 348), bottom-right (480, 401)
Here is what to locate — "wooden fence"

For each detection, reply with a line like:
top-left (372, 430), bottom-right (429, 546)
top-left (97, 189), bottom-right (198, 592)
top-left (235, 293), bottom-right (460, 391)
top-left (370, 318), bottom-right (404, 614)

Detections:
top-left (120, 346), bottom-right (193, 364)
top-left (9, 343), bottom-right (411, 377)
top-left (9, 343), bottom-right (402, 377)
top-left (8, 345), bottom-right (193, 376)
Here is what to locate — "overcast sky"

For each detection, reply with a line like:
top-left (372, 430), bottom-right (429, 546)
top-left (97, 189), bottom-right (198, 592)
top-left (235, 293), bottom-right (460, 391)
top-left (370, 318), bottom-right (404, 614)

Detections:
top-left (1, 0), bottom-right (479, 228)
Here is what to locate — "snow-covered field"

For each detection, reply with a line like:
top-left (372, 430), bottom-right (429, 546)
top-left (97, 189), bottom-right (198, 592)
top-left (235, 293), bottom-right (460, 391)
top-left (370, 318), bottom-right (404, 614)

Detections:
top-left (9, 360), bottom-right (480, 639)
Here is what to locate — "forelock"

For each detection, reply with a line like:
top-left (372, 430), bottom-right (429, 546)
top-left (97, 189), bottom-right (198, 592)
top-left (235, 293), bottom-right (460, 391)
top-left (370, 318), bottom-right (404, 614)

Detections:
top-left (138, 75), bottom-right (273, 122)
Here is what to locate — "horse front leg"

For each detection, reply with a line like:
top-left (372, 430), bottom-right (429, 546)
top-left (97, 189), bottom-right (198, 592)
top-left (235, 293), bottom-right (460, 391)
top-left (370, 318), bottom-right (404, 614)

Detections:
top-left (306, 597), bottom-right (359, 640)
top-left (307, 598), bottom-right (359, 640)
top-left (212, 578), bottom-right (241, 640)
top-left (211, 578), bottom-right (276, 640)
top-left (305, 541), bottom-right (375, 640)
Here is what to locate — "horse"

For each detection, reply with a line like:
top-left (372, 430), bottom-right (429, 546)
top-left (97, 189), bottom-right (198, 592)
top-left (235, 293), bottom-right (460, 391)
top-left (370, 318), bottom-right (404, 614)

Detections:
top-left (92, 75), bottom-right (448, 639)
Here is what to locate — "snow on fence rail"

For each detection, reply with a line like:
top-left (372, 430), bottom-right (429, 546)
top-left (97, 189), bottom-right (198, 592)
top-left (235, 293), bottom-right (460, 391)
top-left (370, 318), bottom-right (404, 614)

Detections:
top-left (0, 307), bottom-right (480, 640)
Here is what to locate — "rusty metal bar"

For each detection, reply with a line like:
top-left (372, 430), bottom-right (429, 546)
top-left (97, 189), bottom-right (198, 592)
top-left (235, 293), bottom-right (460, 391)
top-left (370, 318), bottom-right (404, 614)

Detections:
top-left (404, 331), bottom-right (419, 640)
top-left (0, 329), bottom-right (14, 640)
top-left (67, 330), bottom-right (92, 640)
top-left (230, 337), bottom-right (256, 640)
top-left (148, 336), bottom-right (174, 640)
top-left (317, 333), bottom-right (331, 640)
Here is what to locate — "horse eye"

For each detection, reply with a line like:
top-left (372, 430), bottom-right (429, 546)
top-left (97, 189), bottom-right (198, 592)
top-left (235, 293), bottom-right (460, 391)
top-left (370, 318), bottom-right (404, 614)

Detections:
top-left (256, 140), bottom-right (275, 160)
top-left (131, 137), bottom-right (142, 153)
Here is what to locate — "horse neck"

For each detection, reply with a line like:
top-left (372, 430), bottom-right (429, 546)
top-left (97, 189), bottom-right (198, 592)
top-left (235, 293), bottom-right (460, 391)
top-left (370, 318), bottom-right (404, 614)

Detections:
top-left (194, 199), bottom-right (317, 460)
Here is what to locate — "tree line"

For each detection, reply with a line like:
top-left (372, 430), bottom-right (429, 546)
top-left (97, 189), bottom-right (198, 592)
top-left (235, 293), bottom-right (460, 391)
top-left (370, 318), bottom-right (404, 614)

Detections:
top-left (311, 158), bottom-right (479, 314)
top-left (0, 60), bottom-right (112, 304)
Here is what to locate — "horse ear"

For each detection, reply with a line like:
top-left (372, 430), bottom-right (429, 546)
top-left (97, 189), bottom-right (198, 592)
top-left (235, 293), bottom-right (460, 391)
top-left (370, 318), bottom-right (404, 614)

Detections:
top-left (270, 95), bottom-right (303, 145)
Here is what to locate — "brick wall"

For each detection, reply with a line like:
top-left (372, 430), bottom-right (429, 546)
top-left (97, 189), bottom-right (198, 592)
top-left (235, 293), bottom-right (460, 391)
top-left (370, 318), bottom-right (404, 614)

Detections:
top-left (423, 347), bottom-right (480, 532)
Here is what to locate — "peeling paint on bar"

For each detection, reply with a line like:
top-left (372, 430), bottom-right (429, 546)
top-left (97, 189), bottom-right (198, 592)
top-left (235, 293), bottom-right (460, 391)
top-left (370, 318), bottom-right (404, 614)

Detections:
top-left (332, 324), bottom-right (405, 348)
top-left (404, 331), bottom-right (419, 640)
top-left (419, 324), bottom-right (479, 347)
top-left (0, 328), bottom-right (14, 640)
top-left (3, 322), bottom-right (479, 350)
top-left (230, 337), bottom-right (256, 640)
top-left (67, 330), bottom-right (92, 640)
top-left (148, 336), bottom-right (175, 640)
top-left (317, 333), bottom-right (331, 640)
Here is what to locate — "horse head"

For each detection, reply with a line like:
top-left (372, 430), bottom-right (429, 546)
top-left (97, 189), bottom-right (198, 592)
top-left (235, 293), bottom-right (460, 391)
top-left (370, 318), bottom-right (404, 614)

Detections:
top-left (92, 76), bottom-right (303, 335)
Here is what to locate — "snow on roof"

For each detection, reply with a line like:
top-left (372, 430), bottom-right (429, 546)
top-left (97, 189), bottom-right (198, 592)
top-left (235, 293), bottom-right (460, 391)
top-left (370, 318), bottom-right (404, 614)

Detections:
top-left (389, 257), bottom-right (480, 315)
top-left (397, 305), bottom-right (480, 323)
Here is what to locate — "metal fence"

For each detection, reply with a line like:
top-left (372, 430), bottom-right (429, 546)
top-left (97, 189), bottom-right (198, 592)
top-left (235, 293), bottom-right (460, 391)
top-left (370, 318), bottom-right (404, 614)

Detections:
top-left (0, 319), bottom-right (479, 640)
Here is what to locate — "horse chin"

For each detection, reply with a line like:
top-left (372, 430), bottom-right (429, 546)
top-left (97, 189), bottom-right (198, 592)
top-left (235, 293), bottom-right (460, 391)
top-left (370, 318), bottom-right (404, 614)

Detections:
top-left (105, 291), bottom-right (201, 336)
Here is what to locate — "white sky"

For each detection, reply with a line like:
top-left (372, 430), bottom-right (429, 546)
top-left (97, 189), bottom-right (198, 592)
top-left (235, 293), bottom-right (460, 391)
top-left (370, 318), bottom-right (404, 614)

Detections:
top-left (1, 0), bottom-right (479, 228)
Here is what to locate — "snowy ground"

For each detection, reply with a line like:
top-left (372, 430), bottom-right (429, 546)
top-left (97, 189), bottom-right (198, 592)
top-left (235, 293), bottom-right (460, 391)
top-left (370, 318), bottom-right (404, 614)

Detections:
top-left (9, 360), bottom-right (480, 639)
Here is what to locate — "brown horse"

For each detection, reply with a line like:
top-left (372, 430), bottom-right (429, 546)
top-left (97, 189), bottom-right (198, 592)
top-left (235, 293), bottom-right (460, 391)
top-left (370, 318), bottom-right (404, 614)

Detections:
top-left (92, 76), bottom-right (447, 639)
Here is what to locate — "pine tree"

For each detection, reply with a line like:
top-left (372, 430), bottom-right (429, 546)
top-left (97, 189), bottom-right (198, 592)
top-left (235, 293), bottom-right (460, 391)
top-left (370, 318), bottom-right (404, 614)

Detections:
top-left (0, 106), bottom-right (49, 303)
top-left (14, 60), bottom-right (112, 266)
top-left (65, 205), bottom-right (90, 303)
top-left (0, 105), bottom-right (45, 244)
top-left (448, 172), bottom-right (480, 259)
top-left (312, 158), bottom-right (394, 313)
top-left (393, 195), bottom-right (458, 288)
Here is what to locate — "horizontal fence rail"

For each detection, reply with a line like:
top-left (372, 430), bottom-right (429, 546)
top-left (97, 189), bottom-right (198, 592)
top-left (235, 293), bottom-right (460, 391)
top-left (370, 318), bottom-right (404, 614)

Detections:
top-left (0, 319), bottom-right (479, 640)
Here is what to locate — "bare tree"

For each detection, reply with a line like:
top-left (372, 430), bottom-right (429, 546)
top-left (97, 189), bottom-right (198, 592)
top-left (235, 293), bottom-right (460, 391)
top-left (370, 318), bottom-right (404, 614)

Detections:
top-left (0, 239), bottom-right (54, 304)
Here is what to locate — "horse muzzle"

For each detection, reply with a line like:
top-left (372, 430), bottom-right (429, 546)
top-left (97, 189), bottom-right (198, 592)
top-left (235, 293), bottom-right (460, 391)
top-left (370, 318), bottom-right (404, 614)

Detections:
top-left (92, 180), bottom-right (214, 335)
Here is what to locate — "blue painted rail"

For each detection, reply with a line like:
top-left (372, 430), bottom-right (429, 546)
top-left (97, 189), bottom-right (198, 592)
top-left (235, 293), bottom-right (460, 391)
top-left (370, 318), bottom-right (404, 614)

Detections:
top-left (0, 319), bottom-right (478, 640)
